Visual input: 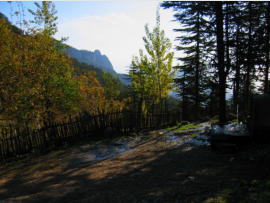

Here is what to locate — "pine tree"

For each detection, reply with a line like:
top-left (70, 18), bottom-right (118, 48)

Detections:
top-left (161, 1), bottom-right (214, 121)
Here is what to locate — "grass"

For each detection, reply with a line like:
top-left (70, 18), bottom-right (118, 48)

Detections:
top-left (209, 119), bottom-right (219, 123)
top-left (167, 126), bottom-right (179, 131)
top-left (191, 132), bottom-right (198, 138)
top-left (176, 124), bottom-right (201, 131)
top-left (167, 123), bottom-right (202, 131)
top-left (203, 180), bottom-right (270, 203)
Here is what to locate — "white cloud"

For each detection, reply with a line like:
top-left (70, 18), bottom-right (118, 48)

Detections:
top-left (54, 6), bottom-right (181, 74)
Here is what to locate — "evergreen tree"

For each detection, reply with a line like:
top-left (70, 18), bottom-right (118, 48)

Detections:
top-left (161, 1), bottom-right (214, 121)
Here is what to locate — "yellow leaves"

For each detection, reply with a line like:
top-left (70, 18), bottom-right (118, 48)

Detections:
top-left (74, 70), bottom-right (128, 114)
top-left (0, 20), bottom-right (80, 125)
top-left (0, 18), bottom-right (130, 126)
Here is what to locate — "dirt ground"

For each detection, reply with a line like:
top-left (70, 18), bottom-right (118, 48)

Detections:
top-left (1, 126), bottom-right (270, 203)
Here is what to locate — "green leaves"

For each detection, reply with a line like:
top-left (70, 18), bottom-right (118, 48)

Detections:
top-left (0, 17), bottom-right (80, 126)
top-left (28, 1), bottom-right (58, 36)
top-left (129, 9), bottom-right (176, 114)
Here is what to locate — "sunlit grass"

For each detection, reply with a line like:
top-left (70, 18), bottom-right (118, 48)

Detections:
top-left (167, 123), bottom-right (202, 131)
top-left (191, 132), bottom-right (198, 138)
top-left (167, 126), bottom-right (179, 131)
top-left (176, 124), bottom-right (201, 131)
top-left (209, 119), bottom-right (219, 123)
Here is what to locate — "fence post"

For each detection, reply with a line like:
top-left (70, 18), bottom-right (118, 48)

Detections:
top-left (26, 125), bottom-right (33, 151)
top-left (31, 129), bottom-right (38, 150)
top-left (69, 115), bottom-right (76, 141)
top-left (42, 123), bottom-right (49, 148)
top-left (59, 122), bottom-right (66, 144)
top-left (76, 116), bottom-right (82, 138)
top-left (1, 129), bottom-right (7, 161)
top-left (0, 136), bottom-right (3, 162)
top-left (4, 128), bottom-right (10, 159)
top-left (9, 125), bottom-right (16, 158)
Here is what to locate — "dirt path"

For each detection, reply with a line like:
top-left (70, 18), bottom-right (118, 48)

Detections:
top-left (1, 127), bottom-right (270, 203)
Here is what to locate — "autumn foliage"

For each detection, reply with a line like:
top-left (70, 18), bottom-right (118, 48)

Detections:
top-left (0, 19), bottom-right (127, 128)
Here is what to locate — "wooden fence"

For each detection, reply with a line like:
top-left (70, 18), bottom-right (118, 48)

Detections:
top-left (0, 110), bottom-right (181, 162)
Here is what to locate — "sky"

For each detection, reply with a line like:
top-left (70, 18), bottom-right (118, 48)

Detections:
top-left (0, 1), bottom-right (182, 74)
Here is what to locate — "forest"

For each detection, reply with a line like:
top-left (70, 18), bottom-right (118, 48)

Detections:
top-left (161, 1), bottom-right (270, 122)
top-left (0, 1), bottom-right (269, 129)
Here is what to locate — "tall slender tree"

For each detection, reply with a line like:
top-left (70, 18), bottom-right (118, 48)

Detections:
top-left (28, 1), bottom-right (58, 36)
top-left (129, 8), bottom-right (175, 116)
top-left (161, 1), bottom-right (215, 121)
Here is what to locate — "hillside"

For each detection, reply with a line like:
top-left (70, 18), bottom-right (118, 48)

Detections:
top-left (67, 46), bottom-right (131, 86)
top-left (67, 47), bottom-right (116, 75)
top-left (71, 57), bottom-right (128, 93)
top-left (1, 12), bottom-right (129, 94)
top-left (0, 12), bottom-right (22, 35)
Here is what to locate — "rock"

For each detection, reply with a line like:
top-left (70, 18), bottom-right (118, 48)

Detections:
top-left (211, 115), bottom-right (219, 120)
top-left (112, 143), bottom-right (122, 146)
top-left (238, 111), bottom-right (249, 121)
top-left (230, 179), bottom-right (238, 182)
top-left (103, 127), bottom-right (116, 135)
top-left (200, 116), bottom-right (210, 122)
top-left (182, 121), bottom-right (190, 125)
top-left (149, 131), bottom-right (160, 137)
top-left (227, 113), bottom-right (237, 121)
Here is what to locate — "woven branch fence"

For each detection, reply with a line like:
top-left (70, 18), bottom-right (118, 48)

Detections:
top-left (0, 110), bottom-right (181, 162)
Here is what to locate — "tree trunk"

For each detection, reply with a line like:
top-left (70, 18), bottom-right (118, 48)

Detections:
top-left (233, 26), bottom-right (240, 114)
top-left (245, 2), bottom-right (252, 111)
top-left (195, 13), bottom-right (200, 121)
top-left (265, 2), bottom-right (270, 94)
top-left (215, 2), bottom-right (226, 122)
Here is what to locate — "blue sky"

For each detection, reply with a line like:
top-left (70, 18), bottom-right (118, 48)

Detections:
top-left (0, 1), bottom-right (182, 74)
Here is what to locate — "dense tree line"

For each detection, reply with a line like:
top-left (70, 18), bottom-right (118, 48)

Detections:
top-left (161, 1), bottom-right (270, 122)
top-left (70, 57), bottom-right (128, 93)
top-left (0, 2), bottom-right (128, 129)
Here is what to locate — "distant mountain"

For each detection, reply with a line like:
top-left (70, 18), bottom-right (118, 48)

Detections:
top-left (118, 73), bottom-right (131, 86)
top-left (70, 57), bottom-right (128, 92)
top-left (67, 47), bottom-right (116, 75)
top-left (67, 46), bottom-right (132, 86)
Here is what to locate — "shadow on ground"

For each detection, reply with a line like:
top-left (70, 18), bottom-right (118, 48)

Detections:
top-left (1, 130), bottom-right (270, 203)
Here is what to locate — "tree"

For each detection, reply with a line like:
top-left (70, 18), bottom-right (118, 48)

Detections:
top-left (128, 8), bottom-right (175, 118)
top-left (129, 50), bottom-right (152, 127)
top-left (28, 1), bottom-right (58, 36)
top-left (161, 1), bottom-right (270, 122)
top-left (101, 71), bottom-right (128, 113)
top-left (142, 8), bottom-right (176, 113)
top-left (214, 1), bottom-right (226, 122)
top-left (0, 18), bottom-right (80, 126)
top-left (28, 1), bottom-right (68, 53)
top-left (75, 71), bottom-right (104, 115)
top-left (161, 1), bottom-right (214, 121)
